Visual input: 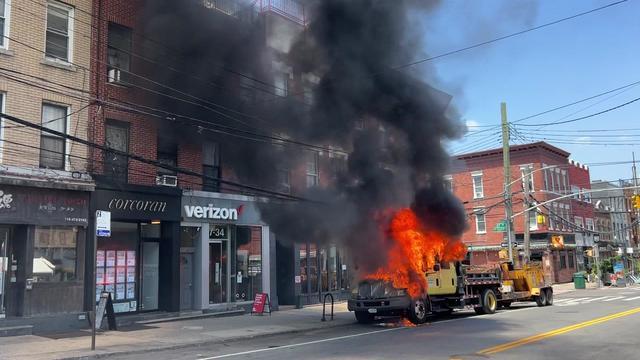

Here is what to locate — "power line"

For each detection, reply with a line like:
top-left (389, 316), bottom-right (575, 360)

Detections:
top-left (514, 96), bottom-right (640, 127)
top-left (392, 0), bottom-right (628, 70)
top-left (0, 111), bottom-right (313, 202)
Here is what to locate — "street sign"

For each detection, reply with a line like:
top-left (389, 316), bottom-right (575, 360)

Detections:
top-left (493, 221), bottom-right (507, 232)
top-left (96, 210), bottom-right (111, 237)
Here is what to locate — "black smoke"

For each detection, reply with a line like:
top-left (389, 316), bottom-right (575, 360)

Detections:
top-left (140, 0), bottom-right (467, 274)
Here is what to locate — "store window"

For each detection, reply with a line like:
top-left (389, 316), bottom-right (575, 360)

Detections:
top-left (568, 252), bottom-right (575, 268)
top-left (320, 245), bottom-right (338, 292)
top-left (96, 222), bottom-right (138, 313)
top-left (300, 243), bottom-right (318, 293)
top-left (33, 226), bottom-right (78, 282)
top-left (234, 226), bottom-right (262, 302)
top-left (559, 252), bottom-right (567, 269)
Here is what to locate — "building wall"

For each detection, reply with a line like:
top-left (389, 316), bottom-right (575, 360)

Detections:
top-left (0, 0), bottom-right (92, 172)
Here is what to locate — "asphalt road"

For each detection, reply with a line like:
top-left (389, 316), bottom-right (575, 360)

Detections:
top-left (110, 287), bottom-right (640, 360)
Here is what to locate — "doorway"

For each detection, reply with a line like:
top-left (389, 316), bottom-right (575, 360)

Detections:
top-left (180, 252), bottom-right (194, 310)
top-left (209, 241), bottom-right (227, 304)
top-left (141, 242), bottom-right (159, 311)
top-left (0, 227), bottom-right (9, 317)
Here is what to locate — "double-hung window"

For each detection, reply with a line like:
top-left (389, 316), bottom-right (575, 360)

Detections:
top-left (202, 142), bottom-right (221, 192)
top-left (39, 103), bottom-right (68, 170)
top-left (474, 208), bottom-right (486, 234)
top-left (46, 1), bottom-right (73, 62)
top-left (0, 0), bottom-right (10, 49)
top-left (107, 23), bottom-right (132, 84)
top-left (472, 172), bottom-right (484, 199)
top-left (443, 175), bottom-right (453, 192)
top-left (306, 151), bottom-right (319, 188)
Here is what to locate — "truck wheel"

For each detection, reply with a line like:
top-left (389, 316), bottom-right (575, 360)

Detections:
top-left (535, 289), bottom-right (547, 307)
top-left (408, 299), bottom-right (428, 324)
top-left (544, 288), bottom-right (554, 306)
top-left (354, 311), bottom-right (375, 324)
top-left (479, 289), bottom-right (498, 314)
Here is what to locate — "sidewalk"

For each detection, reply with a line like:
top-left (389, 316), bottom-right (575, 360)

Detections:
top-left (552, 281), bottom-right (599, 295)
top-left (0, 302), bottom-right (353, 360)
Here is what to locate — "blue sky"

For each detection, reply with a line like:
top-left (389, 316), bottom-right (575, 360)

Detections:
top-left (412, 0), bottom-right (639, 181)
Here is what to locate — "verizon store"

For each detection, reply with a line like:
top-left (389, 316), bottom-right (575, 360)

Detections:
top-left (180, 191), bottom-right (276, 311)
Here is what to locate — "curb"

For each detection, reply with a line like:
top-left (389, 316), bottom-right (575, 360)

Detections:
top-left (56, 318), bottom-right (355, 360)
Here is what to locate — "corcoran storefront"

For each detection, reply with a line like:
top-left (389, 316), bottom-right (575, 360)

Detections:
top-left (180, 191), bottom-right (275, 311)
top-left (0, 184), bottom-right (90, 321)
top-left (87, 185), bottom-right (181, 314)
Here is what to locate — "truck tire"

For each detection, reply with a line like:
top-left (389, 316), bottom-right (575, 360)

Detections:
top-left (354, 311), bottom-right (375, 324)
top-left (408, 299), bottom-right (428, 324)
top-left (475, 289), bottom-right (498, 315)
top-left (544, 288), bottom-right (554, 306)
top-left (535, 289), bottom-right (547, 307)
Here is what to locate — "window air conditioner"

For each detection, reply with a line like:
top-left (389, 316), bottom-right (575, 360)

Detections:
top-left (156, 175), bottom-right (178, 187)
top-left (108, 68), bottom-right (121, 83)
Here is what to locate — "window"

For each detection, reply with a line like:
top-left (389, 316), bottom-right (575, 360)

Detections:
top-left (542, 164), bottom-right (549, 190)
top-left (330, 154), bottom-right (347, 179)
top-left (45, 1), bottom-right (73, 62)
top-left (274, 72), bottom-right (289, 97)
top-left (559, 252), bottom-right (567, 269)
top-left (203, 142), bottom-right (220, 192)
top-left (571, 185), bottom-right (580, 200)
top-left (39, 103), bottom-right (68, 170)
top-left (104, 120), bottom-right (129, 182)
top-left (575, 216), bottom-right (584, 230)
top-left (568, 252), bottom-right (575, 268)
top-left (107, 23), bottom-right (132, 84)
top-left (561, 170), bottom-right (568, 194)
top-left (520, 165), bottom-right (534, 192)
top-left (33, 226), bottom-right (78, 282)
top-left (472, 172), bottom-right (484, 199)
top-left (277, 167), bottom-right (290, 194)
top-left (354, 118), bottom-right (365, 130)
top-left (0, 0), bottom-right (10, 49)
top-left (234, 226), bottom-right (262, 302)
top-left (157, 138), bottom-right (177, 176)
top-left (474, 209), bottom-right (486, 234)
top-left (306, 151), bottom-right (319, 188)
top-left (443, 175), bottom-right (453, 192)
top-left (582, 189), bottom-right (591, 203)
top-left (529, 209), bottom-right (538, 231)
top-left (586, 218), bottom-right (595, 231)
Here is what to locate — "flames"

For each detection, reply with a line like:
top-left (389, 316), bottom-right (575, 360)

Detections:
top-left (366, 208), bottom-right (467, 298)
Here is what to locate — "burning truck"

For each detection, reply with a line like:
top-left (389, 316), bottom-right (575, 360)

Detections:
top-left (347, 208), bottom-right (553, 324)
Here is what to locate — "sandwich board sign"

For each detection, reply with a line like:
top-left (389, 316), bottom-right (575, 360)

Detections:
top-left (96, 210), bottom-right (111, 237)
top-left (251, 293), bottom-right (271, 316)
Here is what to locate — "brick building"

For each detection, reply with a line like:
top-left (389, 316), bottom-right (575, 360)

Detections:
top-left (449, 142), bottom-right (592, 283)
top-left (0, 0), bottom-right (95, 328)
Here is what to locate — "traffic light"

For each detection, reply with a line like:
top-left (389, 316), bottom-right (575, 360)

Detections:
top-left (632, 194), bottom-right (640, 209)
top-left (536, 213), bottom-right (546, 225)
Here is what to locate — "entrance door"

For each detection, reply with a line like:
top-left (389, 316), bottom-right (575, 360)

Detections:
top-left (180, 253), bottom-right (194, 310)
top-left (0, 227), bottom-right (8, 317)
top-left (141, 242), bottom-right (159, 311)
top-left (209, 241), bottom-right (227, 304)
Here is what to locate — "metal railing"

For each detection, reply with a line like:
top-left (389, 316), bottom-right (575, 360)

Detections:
top-left (258, 0), bottom-right (306, 26)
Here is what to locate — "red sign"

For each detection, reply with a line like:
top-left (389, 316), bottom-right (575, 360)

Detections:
top-left (251, 293), bottom-right (270, 315)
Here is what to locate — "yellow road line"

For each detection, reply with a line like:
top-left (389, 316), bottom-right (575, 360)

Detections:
top-left (478, 307), bottom-right (640, 355)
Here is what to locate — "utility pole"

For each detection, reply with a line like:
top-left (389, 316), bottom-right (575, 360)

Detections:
top-left (501, 103), bottom-right (514, 263)
top-left (523, 166), bottom-right (532, 263)
top-left (633, 152), bottom-right (639, 273)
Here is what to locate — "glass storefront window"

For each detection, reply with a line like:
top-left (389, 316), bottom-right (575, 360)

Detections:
top-left (33, 226), bottom-right (78, 282)
top-left (97, 222), bottom-right (138, 313)
top-left (234, 226), bottom-right (262, 302)
top-left (299, 244), bottom-right (308, 293)
top-left (320, 246), bottom-right (338, 292)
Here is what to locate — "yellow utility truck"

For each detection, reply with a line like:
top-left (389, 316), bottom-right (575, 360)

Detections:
top-left (348, 261), bottom-right (553, 324)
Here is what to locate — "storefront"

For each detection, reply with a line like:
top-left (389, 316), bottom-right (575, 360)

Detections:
top-left (88, 186), bottom-right (181, 314)
top-left (0, 185), bottom-right (90, 319)
top-left (180, 191), bottom-right (274, 311)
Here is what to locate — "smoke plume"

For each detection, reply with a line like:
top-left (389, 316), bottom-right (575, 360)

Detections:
top-left (140, 0), bottom-right (467, 274)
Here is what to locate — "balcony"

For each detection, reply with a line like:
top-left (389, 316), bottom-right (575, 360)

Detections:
top-left (257, 0), bottom-right (307, 26)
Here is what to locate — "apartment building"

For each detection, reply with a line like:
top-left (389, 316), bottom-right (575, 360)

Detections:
top-left (449, 142), bottom-right (591, 283)
top-left (0, 0), bottom-right (94, 329)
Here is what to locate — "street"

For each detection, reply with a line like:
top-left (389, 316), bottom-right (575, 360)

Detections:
top-left (109, 287), bottom-right (640, 360)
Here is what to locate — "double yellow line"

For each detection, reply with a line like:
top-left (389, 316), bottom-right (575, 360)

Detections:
top-left (477, 307), bottom-right (640, 355)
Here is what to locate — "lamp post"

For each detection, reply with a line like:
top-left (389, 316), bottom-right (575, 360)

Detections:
top-left (593, 234), bottom-right (601, 287)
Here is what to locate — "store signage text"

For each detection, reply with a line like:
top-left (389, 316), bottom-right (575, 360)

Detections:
top-left (108, 198), bottom-right (167, 213)
top-left (184, 204), bottom-right (242, 220)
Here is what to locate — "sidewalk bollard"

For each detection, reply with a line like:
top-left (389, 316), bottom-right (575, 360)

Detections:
top-left (321, 293), bottom-right (334, 322)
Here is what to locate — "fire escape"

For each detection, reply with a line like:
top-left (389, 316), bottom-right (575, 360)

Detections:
top-left (201, 0), bottom-right (307, 26)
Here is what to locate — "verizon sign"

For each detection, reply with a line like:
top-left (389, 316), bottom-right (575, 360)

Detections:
top-left (183, 204), bottom-right (242, 221)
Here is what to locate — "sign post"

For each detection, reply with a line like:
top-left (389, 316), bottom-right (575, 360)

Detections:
top-left (251, 293), bottom-right (271, 316)
top-left (92, 210), bottom-right (111, 350)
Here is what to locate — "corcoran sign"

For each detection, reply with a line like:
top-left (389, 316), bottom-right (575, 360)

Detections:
top-left (92, 190), bottom-right (180, 221)
top-left (183, 204), bottom-right (243, 221)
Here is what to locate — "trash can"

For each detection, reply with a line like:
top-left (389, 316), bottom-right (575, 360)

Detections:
top-left (573, 273), bottom-right (586, 289)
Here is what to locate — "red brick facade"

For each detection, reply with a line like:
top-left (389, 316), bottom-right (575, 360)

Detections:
top-left (450, 142), bottom-right (584, 283)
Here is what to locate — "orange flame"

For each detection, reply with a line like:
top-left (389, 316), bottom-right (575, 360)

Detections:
top-left (366, 208), bottom-right (466, 298)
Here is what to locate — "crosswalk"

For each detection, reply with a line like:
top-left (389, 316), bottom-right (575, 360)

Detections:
top-left (556, 294), bottom-right (640, 306)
